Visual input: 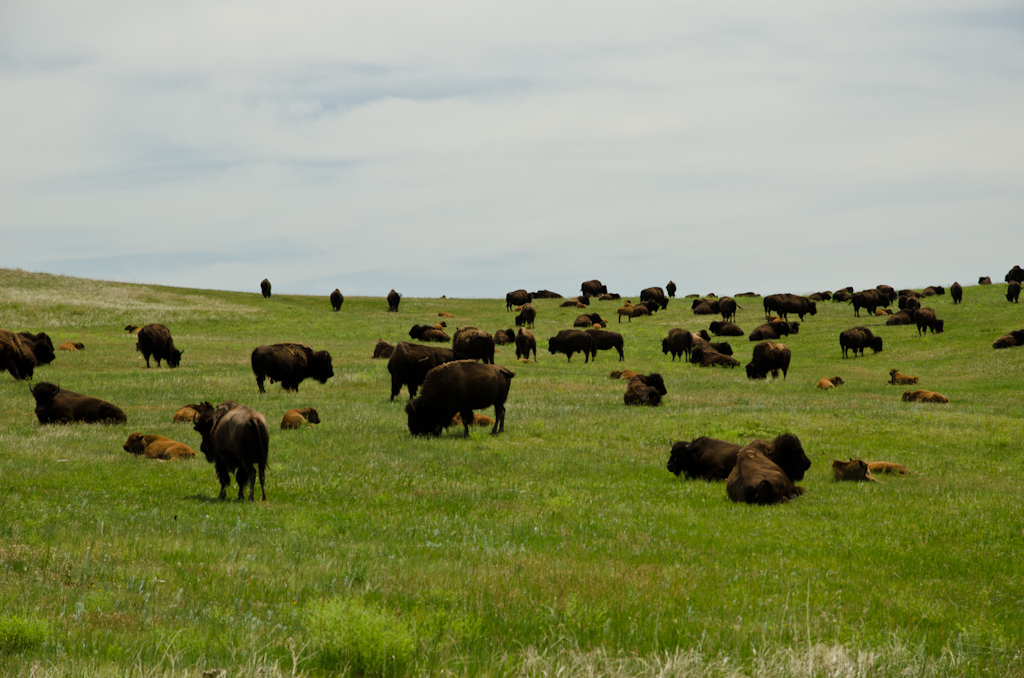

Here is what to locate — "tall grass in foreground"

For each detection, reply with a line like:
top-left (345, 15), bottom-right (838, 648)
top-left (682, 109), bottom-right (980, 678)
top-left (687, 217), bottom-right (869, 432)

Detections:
top-left (1, 268), bottom-right (1023, 676)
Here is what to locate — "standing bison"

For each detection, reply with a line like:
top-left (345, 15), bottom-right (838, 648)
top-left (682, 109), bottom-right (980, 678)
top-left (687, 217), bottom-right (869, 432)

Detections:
top-left (30, 382), bottom-right (127, 424)
top-left (387, 289), bottom-right (402, 312)
top-left (387, 341), bottom-right (462, 400)
top-left (260, 279), bottom-right (272, 298)
top-left (914, 308), bottom-right (944, 335)
top-left (763, 294), bottom-right (816, 321)
top-left (718, 296), bottom-right (739, 322)
top-left (506, 289), bottom-right (531, 311)
top-left (548, 329), bottom-right (595, 363)
top-left (666, 281), bottom-right (677, 298)
top-left (515, 303), bottom-right (537, 328)
top-left (840, 326), bottom-right (883, 358)
top-left (405, 361), bottom-right (515, 436)
top-left (585, 329), bottom-right (624, 361)
top-left (251, 343), bottom-right (334, 393)
top-left (581, 280), bottom-right (607, 297)
top-left (330, 289), bottom-right (344, 311)
top-left (452, 327), bottom-right (496, 364)
top-left (515, 328), bottom-right (538, 361)
top-left (193, 400), bottom-right (270, 501)
top-left (1005, 266), bottom-right (1024, 283)
top-left (1007, 281), bottom-right (1021, 303)
top-left (137, 324), bottom-right (183, 368)
top-left (746, 342), bottom-right (791, 380)
top-left (1, 328), bottom-right (36, 380)
top-left (640, 287), bottom-right (669, 310)
top-left (950, 282), bottom-right (963, 304)
top-left (17, 331), bottom-right (56, 367)
top-left (661, 328), bottom-right (693, 362)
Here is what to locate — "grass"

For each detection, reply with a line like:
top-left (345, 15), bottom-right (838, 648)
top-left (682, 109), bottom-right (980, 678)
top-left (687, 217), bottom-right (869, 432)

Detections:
top-left (1, 267), bottom-right (1023, 676)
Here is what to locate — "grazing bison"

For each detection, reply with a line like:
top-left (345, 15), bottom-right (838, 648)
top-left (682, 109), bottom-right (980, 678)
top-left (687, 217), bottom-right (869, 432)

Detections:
top-left (914, 308), bottom-right (944, 335)
top-left (623, 374), bottom-right (664, 406)
top-left (59, 342), bottom-right (85, 351)
top-left (898, 294), bottom-right (922, 312)
top-left (515, 328), bottom-right (538, 361)
top-left (452, 327), bottom-right (495, 364)
top-left (726, 438), bottom-right (808, 505)
top-left (746, 342), bottom-right (791, 380)
top-left (902, 389), bottom-right (949, 404)
top-left (30, 382), bottom-right (127, 425)
top-left (409, 324), bottom-right (450, 342)
top-left (886, 309), bottom-right (915, 326)
top-left (951, 282), bottom-right (963, 304)
top-left (372, 339), bottom-right (395, 359)
top-left (1, 328), bottom-right (36, 380)
top-left (494, 329), bottom-right (516, 345)
top-left (136, 324), bottom-right (183, 368)
top-left (530, 289), bottom-right (563, 299)
top-left (1007, 281), bottom-right (1021, 303)
top-left (666, 281), bottom-right (677, 298)
top-left (840, 326), bottom-right (883, 358)
top-left (260, 279), bottom-right (271, 298)
top-left (387, 341), bottom-right (461, 400)
top-left (763, 294), bottom-right (816, 321)
top-left (817, 376), bottom-right (844, 389)
top-left (405, 360), bottom-right (514, 436)
top-left (330, 289), bottom-right (344, 311)
top-left (193, 400), bottom-right (270, 501)
top-left (281, 407), bottom-right (320, 429)
top-left (668, 433), bottom-right (807, 482)
top-left (585, 329), bottom-right (624, 361)
top-left (548, 329), bottom-right (595, 363)
top-left (515, 303), bottom-right (536, 328)
top-left (831, 459), bottom-right (874, 482)
top-left (1006, 266), bottom-right (1024, 283)
top-left (173, 401), bottom-right (214, 423)
top-left (506, 289), bottom-right (531, 311)
top-left (709, 320), bottom-right (744, 337)
top-left (979, 276), bottom-right (992, 285)
top-left (640, 287), bottom-right (669, 310)
top-left (387, 289), bottom-right (402, 312)
top-left (662, 328), bottom-right (693, 361)
top-left (851, 289), bottom-right (886, 317)
top-left (889, 369), bottom-right (919, 385)
top-left (251, 343), bottom-right (334, 394)
top-left (581, 280), bottom-right (607, 297)
top-left (123, 433), bottom-right (196, 460)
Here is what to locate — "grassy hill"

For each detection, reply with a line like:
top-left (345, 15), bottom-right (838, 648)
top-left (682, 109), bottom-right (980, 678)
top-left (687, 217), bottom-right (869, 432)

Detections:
top-left (1, 268), bottom-right (1023, 677)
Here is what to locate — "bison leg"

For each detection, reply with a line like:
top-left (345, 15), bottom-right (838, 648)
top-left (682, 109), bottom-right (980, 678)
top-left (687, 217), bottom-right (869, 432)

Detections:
top-left (255, 373), bottom-right (267, 394)
top-left (258, 462), bottom-right (267, 501)
top-left (616, 347), bottom-right (624, 361)
top-left (215, 461), bottom-right (232, 499)
top-left (460, 409), bottom-right (474, 437)
top-left (235, 467), bottom-right (249, 501)
top-left (492, 404), bottom-right (505, 434)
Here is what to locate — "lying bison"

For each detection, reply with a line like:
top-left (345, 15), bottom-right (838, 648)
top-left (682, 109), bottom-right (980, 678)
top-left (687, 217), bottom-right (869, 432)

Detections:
top-left (885, 310), bottom-right (915, 326)
top-left (726, 437), bottom-right (809, 505)
top-left (709, 321), bottom-right (744, 337)
top-left (137, 323), bottom-right (183, 368)
top-left (193, 400), bottom-right (270, 501)
top-left (409, 324), bottom-right (450, 342)
top-left (902, 389), bottom-right (949, 404)
top-left (251, 343), bottom-right (334, 393)
top-left (746, 342), bottom-right (791, 380)
top-left (840, 326), bottom-right (883, 358)
top-left (405, 360), bottom-right (515, 437)
top-left (993, 330), bottom-right (1024, 349)
top-left (668, 433), bottom-right (807, 482)
top-left (31, 382), bottom-right (127, 424)
top-left (173, 401), bottom-right (214, 423)
top-left (748, 322), bottom-right (798, 341)
top-left (281, 407), bottom-right (320, 429)
top-left (888, 369), bottom-right (919, 385)
top-left (548, 329), bottom-right (595, 363)
top-left (387, 341), bottom-right (461, 400)
top-left (494, 328), bottom-right (516, 345)
top-left (123, 433), bottom-right (196, 460)
top-left (623, 373), bottom-right (666, 406)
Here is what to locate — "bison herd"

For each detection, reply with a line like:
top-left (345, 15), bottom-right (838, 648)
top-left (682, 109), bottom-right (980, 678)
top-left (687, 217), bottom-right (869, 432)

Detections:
top-left (4, 269), bottom-right (1022, 505)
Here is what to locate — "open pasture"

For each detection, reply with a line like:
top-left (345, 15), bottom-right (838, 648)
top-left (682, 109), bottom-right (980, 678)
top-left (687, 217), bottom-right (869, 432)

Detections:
top-left (1, 268), bottom-right (1023, 677)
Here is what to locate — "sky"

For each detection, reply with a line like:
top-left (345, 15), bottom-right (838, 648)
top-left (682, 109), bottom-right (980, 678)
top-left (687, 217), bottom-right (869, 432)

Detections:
top-left (1, 1), bottom-right (1021, 299)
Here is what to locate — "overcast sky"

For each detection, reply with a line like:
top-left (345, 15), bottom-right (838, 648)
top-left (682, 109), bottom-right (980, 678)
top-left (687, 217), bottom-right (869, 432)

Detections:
top-left (1, 1), bottom-right (1021, 298)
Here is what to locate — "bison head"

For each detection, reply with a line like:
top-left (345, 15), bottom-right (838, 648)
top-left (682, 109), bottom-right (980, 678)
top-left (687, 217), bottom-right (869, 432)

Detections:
top-left (311, 351), bottom-right (335, 384)
top-left (666, 440), bottom-right (694, 477)
top-left (832, 458), bottom-right (872, 482)
top-left (644, 373), bottom-right (667, 396)
top-left (168, 348), bottom-right (183, 368)
top-left (745, 363), bottom-right (768, 380)
top-left (123, 433), bottom-right (147, 455)
top-left (405, 399), bottom-right (444, 437)
top-left (770, 433), bottom-right (810, 481)
top-left (871, 337), bottom-right (884, 353)
top-left (192, 410), bottom-right (217, 462)
top-left (29, 381), bottom-right (59, 405)
top-left (547, 337), bottom-right (561, 355)
top-left (304, 408), bottom-right (321, 425)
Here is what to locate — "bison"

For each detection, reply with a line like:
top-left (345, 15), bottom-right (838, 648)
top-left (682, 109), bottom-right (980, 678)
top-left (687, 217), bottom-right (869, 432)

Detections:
top-left (748, 322), bottom-right (798, 341)
top-left (718, 296), bottom-right (739, 322)
top-left (690, 344), bottom-right (740, 368)
top-left (530, 290), bottom-right (563, 299)
top-left (193, 400), bottom-right (270, 501)
top-left (914, 308), bottom-right (944, 335)
top-left (817, 376), bottom-right (844, 389)
top-left (30, 382), bottom-right (127, 425)
top-left (506, 289), bottom-right (531, 310)
top-left (979, 276), bottom-right (992, 285)
top-left (993, 330), bottom-right (1024, 349)
top-left (902, 389), bottom-right (949, 404)
top-left (1007, 281), bottom-right (1021, 303)
top-left (409, 325), bottom-right (450, 342)
top-left (581, 280), bottom-right (607, 297)
top-left (59, 342), bottom-right (85, 351)
top-left (840, 326), bottom-right (883, 358)
top-left (515, 328), bottom-right (538, 361)
top-left (330, 289), bottom-right (344, 311)
top-left (452, 327), bottom-right (495, 364)
top-left (666, 281), bottom-right (677, 298)
top-left (260, 279), bottom-right (271, 298)
top-left (405, 360), bottom-right (514, 437)
top-left (387, 289), bottom-right (402, 312)
top-left (251, 343), bottom-right (334, 393)
top-left (662, 328), bottom-right (693, 362)
top-left (586, 329), bottom-right (624, 361)
top-left (1, 328), bottom-right (36, 380)
top-left (669, 433), bottom-right (807, 483)
top-left (746, 342), bottom-right (791, 380)
top-left (640, 287), bottom-right (669, 310)
top-left (1005, 266), bottom-right (1024, 284)
top-left (889, 369), bottom-right (919, 385)
top-left (951, 282), bottom-right (963, 304)
top-left (281, 407), bottom-right (320, 429)
top-left (124, 324), bottom-right (141, 334)
top-left (388, 341), bottom-right (462, 400)
top-left (548, 329), bottom-right (595, 363)
top-left (619, 304), bottom-right (649, 322)
top-left (726, 438), bottom-right (808, 505)
top-left (494, 329), bottom-right (516, 345)
top-left (886, 309), bottom-right (915, 326)
top-left (515, 303), bottom-right (536, 328)
top-left (831, 459), bottom-right (875, 482)
top-left (709, 321), bottom-right (744, 337)
top-left (372, 339), bottom-right (395, 359)
top-left (136, 324), bottom-right (183, 369)
top-left (123, 433), bottom-right (196, 460)
top-left (624, 374), bottom-right (664, 406)
top-left (173, 401), bottom-right (214, 423)
top-left (851, 289), bottom-right (886, 317)
top-left (17, 331), bottom-right (56, 367)
top-left (763, 294), bottom-right (816, 321)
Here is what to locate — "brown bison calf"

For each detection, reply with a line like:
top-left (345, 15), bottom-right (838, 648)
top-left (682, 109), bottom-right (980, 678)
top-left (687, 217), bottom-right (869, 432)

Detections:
top-left (372, 339), bottom-right (395, 359)
top-left (831, 459), bottom-right (876, 482)
top-left (889, 369), bottom-right (919, 385)
top-left (817, 376), bottom-right (844, 389)
top-left (450, 412), bottom-right (495, 427)
top-left (123, 433), bottom-right (196, 460)
top-left (281, 407), bottom-right (320, 429)
top-left (902, 389), bottom-right (949, 404)
top-left (59, 342), bottom-right (85, 351)
top-left (173, 402), bottom-right (214, 423)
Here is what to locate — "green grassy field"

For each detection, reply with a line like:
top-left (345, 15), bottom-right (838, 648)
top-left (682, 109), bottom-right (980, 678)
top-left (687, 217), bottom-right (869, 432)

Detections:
top-left (1, 268), bottom-right (1023, 677)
